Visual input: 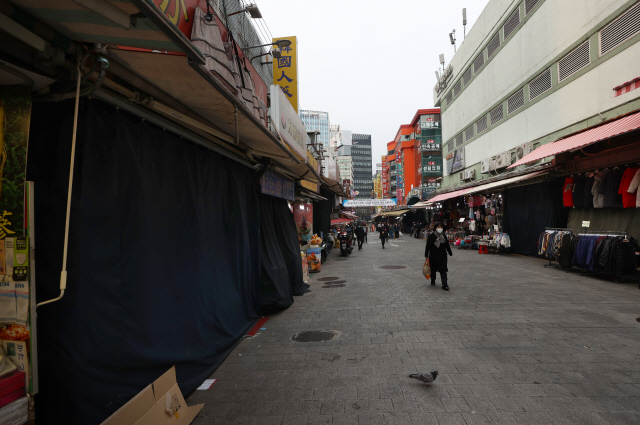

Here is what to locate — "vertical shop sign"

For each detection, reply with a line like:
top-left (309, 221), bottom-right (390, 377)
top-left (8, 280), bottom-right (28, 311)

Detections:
top-left (294, 203), bottom-right (313, 243)
top-left (0, 86), bottom-right (31, 237)
top-left (273, 36), bottom-right (299, 112)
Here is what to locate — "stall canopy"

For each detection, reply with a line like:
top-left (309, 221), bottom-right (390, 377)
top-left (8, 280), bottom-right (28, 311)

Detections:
top-left (413, 170), bottom-right (548, 207)
top-left (322, 176), bottom-right (346, 196)
top-left (331, 218), bottom-right (352, 225)
top-left (509, 111), bottom-right (640, 168)
top-left (379, 209), bottom-right (410, 217)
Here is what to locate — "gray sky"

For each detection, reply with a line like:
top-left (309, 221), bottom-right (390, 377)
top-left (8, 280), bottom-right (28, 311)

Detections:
top-left (257, 0), bottom-right (490, 174)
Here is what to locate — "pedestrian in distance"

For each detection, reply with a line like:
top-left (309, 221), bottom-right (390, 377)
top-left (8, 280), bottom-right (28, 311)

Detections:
top-left (425, 222), bottom-right (453, 291)
top-left (364, 225), bottom-right (368, 243)
top-left (355, 223), bottom-right (365, 250)
top-left (379, 224), bottom-right (389, 249)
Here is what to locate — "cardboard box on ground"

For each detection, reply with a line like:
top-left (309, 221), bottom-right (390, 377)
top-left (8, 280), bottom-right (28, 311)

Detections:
top-left (101, 367), bottom-right (203, 425)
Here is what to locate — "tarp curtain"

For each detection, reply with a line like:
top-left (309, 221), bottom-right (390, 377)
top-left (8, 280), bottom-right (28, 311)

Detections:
top-left (313, 186), bottom-right (333, 238)
top-left (503, 179), bottom-right (569, 255)
top-left (567, 208), bottom-right (640, 240)
top-left (27, 100), bottom-right (262, 424)
top-left (258, 193), bottom-right (305, 314)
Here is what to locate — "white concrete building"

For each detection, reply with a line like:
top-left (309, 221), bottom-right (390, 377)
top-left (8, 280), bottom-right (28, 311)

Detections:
top-left (337, 155), bottom-right (353, 185)
top-left (435, 0), bottom-right (640, 187)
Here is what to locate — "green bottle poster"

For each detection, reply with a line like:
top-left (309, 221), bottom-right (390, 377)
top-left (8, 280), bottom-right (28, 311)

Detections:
top-left (0, 86), bottom-right (31, 239)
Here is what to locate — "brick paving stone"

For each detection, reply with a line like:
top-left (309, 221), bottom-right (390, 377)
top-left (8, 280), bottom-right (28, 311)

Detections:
top-left (189, 237), bottom-right (640, 425)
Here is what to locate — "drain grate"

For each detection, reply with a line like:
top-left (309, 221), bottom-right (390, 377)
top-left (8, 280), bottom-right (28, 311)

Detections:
top-left (379, 266), bottom-right (406, 269)
top-left (292, 330), bottom-right (338, 342)
top-left (318, 277), bottom-right (340, 281)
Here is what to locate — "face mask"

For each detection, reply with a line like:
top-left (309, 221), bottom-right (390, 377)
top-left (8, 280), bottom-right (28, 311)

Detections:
top-left (436, 228), bottom-right (443, 233)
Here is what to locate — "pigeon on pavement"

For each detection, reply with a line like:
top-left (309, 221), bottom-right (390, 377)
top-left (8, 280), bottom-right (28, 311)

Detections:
top-left (408, 371), bottom-right (439, 384)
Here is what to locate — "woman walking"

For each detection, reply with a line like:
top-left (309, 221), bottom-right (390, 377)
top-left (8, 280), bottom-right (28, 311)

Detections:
top-left (425, 223), bottom-right (453, 291)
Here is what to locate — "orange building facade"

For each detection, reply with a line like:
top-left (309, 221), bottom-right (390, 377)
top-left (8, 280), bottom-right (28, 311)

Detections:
top-left (382, 109), bottom-right (442, 205)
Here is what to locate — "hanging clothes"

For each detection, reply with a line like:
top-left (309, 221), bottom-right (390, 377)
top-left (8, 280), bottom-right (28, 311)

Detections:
top-left (592, 172), bottom-right (604, 208)
top-left (620, 166), bottom-right (639, 208)
top-left (572, 174), bottom-right (586, 208)
top-left (582, 173), bottom-right (595, 209)
top-left (626, 168), bottom-right (640, 208)
top-left (562, 177), bottom-right (574, 207)
top-left (602, 168), bottom-right (623, 208)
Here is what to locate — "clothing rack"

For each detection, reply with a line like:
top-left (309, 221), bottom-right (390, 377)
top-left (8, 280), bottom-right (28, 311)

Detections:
top-left (571, 231), bottom-right (637, 283)
top-left (543, 228), bottom-right (573, 269)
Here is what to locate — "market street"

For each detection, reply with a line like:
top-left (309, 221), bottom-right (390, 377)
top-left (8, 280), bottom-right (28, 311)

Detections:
top-left (189, 236), bottom-right (640, 425)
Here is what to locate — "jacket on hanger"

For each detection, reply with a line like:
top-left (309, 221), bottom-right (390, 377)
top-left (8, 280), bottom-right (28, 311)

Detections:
top-left (562, 177), bottom-right (574, 207)
top-left (582, 174), bottom-right (595, 209)
top-left (620, 166), bottom-right (639, 208)
top-left (592, 173), bottom-right (604, 208)
top-left (626, 168), bottom-right (640, 208)
top-left (602, 168), bottom-right (623, 208)
top-left (572, 175), bottom-right (586, 208)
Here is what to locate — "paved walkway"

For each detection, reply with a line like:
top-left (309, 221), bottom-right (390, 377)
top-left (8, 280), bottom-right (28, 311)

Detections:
top-left (190, 235), bottom-right (640, 425)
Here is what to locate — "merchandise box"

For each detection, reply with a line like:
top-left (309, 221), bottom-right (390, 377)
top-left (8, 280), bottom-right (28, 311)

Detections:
top-left (101, 367), bottom-right (203, 425)
top-left (0, 372), bottom-right (24, 399)
top-left (0, 388), bottom-right (24, 409)
top-left (0, 396), bottom-right (27, 425)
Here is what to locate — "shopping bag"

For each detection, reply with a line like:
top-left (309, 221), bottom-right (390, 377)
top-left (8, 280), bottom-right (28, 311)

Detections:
top-left (422, 259), bottom-right (431, 280)
top-left (399, 231), bottom-right (403, 237)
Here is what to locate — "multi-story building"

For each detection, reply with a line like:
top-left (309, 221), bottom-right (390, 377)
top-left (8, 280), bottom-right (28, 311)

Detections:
top-left (337, 155), bottom-right (354, 189)
top-left (434, 0), bottom-right (640, 189)
top-left (351, 134), bottom-right (373, 199)
top-left (300, 110), bottom-right (331, 149)
top-left (384, 109), bottom-right (442, 204)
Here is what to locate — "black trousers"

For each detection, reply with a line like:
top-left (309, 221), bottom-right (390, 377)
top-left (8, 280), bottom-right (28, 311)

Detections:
top-left (357, 238), bottom-right (364, 249)
top-left (431, 271), bottom-right (448, 286)
top-left (381, 238), bottom-right (385, 248)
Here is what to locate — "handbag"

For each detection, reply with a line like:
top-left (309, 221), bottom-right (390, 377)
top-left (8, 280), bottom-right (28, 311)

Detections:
top-left (422, 259), bottom-right (431, 280)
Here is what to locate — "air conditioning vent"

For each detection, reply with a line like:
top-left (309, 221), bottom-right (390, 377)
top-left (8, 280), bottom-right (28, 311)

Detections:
top-left (455, 133), bottom-right (464, 147)
top-left (481, 160), bottom-right (492, 174)
top-left (503, 7), bottom-right (521, 40)
top-left (507, 88), bottom-right (525, 114)
top-left (495, 153), bottom-right (512, 169)
top-left (463, 67), bottom-right (472, 86)
top-left (490, 104), bottom-right (504, 125)
top-left (453, 80), bottom-right (462, 96)
top-left (487, 32), bottom-right (501, 58)
top-left (529, 68), bottom-right (552, 101)
top-left (446, 91), bottom-right (453, 104)
top-left (473, 52), bottom-right (485, 74)
top-left (600, 2), bottom-right (640, 56)
top-left (466, 169), bottom-right (476, 180)
top-left (476, 115), bottom-right (488, 134)
top-left (464, 124), bottom-right (474, 141)
top-left (525, 0), bottom-right (541, 15)
top-left (558, 40), bottom-right (591, 82)
top-left (516, 142), bottom-right (535, 160)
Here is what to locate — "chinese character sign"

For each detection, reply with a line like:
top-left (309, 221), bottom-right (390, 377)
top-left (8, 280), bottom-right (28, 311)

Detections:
top-left (273, 36), bottom-right (299, 112)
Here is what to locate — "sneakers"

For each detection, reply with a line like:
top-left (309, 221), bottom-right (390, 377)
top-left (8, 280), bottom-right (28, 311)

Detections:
top-left (442, 286), bottom-right (450, 291)
top-left (431, 282), bottom-right (436, 286)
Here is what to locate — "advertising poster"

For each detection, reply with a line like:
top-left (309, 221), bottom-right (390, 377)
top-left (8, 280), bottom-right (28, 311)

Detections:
top-left (0, 86), bottom-right (31, 238)
top-left (294, 203), bottom-right (313, 243)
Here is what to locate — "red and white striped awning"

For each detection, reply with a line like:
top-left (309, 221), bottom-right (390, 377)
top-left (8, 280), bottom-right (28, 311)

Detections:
top-left (614, 76), bottom-right (640, 97)
top-left (509, 111), bottom-right (640, 169)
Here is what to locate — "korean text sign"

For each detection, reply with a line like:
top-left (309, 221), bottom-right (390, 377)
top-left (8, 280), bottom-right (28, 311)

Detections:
top-left (273, 36), bottom-right (299, 112)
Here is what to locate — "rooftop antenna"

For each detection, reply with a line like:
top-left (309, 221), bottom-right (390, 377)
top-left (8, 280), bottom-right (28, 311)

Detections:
top-left (439, 54), bottom-right (445, 71)
top-left (463, 8), bottom-right (467, 39)
top-left (449, 29), bottom-right (457, 53)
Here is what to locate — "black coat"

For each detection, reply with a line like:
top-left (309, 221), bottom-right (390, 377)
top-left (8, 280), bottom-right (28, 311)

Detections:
top-left (379, 226), bottom-right (388, 240)
top-left (602, 168), bottom-right (624, 208)
top-left (425, 233), bottom-right (453, 273)
top-left (355, 226), bottom-right (365, 239)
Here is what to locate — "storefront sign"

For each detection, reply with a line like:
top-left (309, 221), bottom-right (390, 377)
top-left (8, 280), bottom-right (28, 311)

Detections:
top-left (422, 139), bottom-right (442, 151)
top-left (582, 221), bottom-right (590, 228)
top-left (421, 121), bottom-right (441, 129)
top-left (422, 156), bottom-right (443, 175)
top-left (306, 150), bottom-right (319, 176)
top-left (260, 169), bottom-right (295, 201)
top-left (269, 85), bottom-right (306, 159)
top-left (447, 148), bottom-right (465, 174)
top-left (294, 203), bottom-right (313, 242)
top-left (299, 180), bottom-right (319, 193)
top-left (273, 36), bottom-right (299, 112)
top-left (343, 199), bottom-right (397, 207)
top-left (0, 86), bottom-right (31, 237)
top-left (422, 178), bottom-right (441, 189)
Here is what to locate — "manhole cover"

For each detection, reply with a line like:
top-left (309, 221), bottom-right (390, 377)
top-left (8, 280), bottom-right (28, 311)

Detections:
top-left (292, 330), bottom-right (338, 342)
top-left (318, 277), bottom-right (340, 281)
top-left (322, 284), bottom-right (345, 288)
top-left (379, 266), bottom-right (406, 269)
